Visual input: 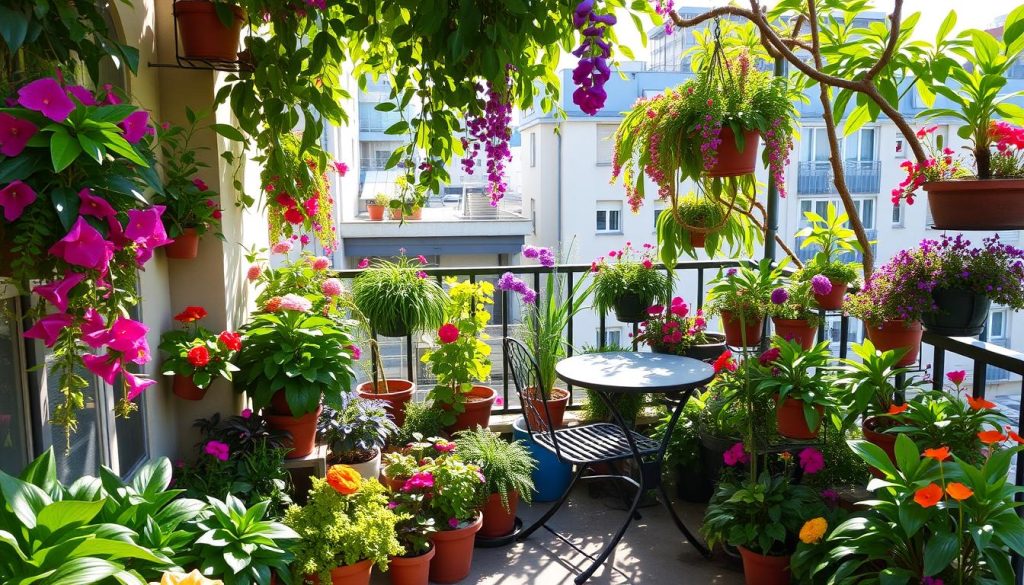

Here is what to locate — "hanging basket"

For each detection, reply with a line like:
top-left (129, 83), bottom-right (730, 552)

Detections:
top-left (706, 128), bottom-right (761, 178)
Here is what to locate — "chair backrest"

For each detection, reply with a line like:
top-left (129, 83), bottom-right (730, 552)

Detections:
top-left (503, 337), bottom-right (563, 455)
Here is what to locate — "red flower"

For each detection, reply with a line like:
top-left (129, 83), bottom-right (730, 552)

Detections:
top-left (946, 370), bottom-right (966, 386)
top-left (187, 345), bottom-right (210, 367)
top-left (1006, 426), bottom-right (1024, 444)
top-left (966, 395), bottom-right (996, 411)
top-left (713, 350), bottom-right (737, 374)
top-left (922, 446), bottom-right (950, 462)
top-left (174, 306), bottom-right (207, 323)
top-left (913, 483), bottom-right (943, 508)
top-left (978, 430), bottom-right (1007, 444)
top-left (888, 403), bottom-right (909, 415)
top-left (438, 323), bottom-right (459, 344)
top-left (218, 331), bottom-right (242, 351)
top-left (284, 208), bottom-right (304, 224)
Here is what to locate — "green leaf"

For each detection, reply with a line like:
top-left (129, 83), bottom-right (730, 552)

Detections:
top-left (849, 439), bottom-right (898, 478)
top-left (842, 103), bottom-right (872, 137)
top-left (47, 557), bottom-right (122, 585)
top-left (0, 469), bottom-right (51, 528)
top-left (0, 153), bottom-right (44, 183)
top-left (970, 30), bottom-right (1001, 68)
top-left (212, 123), bottom-right (245, 142)
top-left (129, 458), bottom-right (171, 497)
top-left (0, 5), bottom-right (30, 52)
top-left (1006, 4), bottom-right (1024, 46)
top-left (922, 532), bottom-right (958, 576)
top-left (384, 120), bottom-right (409, 135)
top-left (51, 128), bottom-right (83, 172)
top-left (51, 187), bottom-right (81, 231)
top-left (936, 11), bottom-right (956, 45)
top-left (36, 500), bottom-right (105, 535)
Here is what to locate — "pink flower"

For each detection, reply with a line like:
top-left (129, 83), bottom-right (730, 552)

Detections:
top-left (272, 241), bottom-right (292, 254)
top-left (799, 448), bottom-right (825, 475)
top-left (312, 256), bottom-right (330, 270)
top-left (82, 353), bottom-right (122, 384)
top-left (0, 180), bottom-right (38, 221)
top-left (947, 370), bottom-right (966, 386)
top-left (322, 278), bottom-right (343, 297)
top-left (416, 271), bottom-right (428, 279)
top-left (402, 471), bottom-right (435, 491)
top-left (100, 84), bottom-right (121, 105)
top-left (204, 440), bottom-right (230, 461)
top-left (438, 323), bottom-right (459, 344)
top-left (434, 440), bottom-right (457, 453)
top-left (347, 344), bottom-right (361, 360)
top-left (66, 85), bottom-right (97, 106)
top-left (448, 518), bottom-right (459, 529)
top-left (32, 272), bottom-right (85, 312)
top-left (758, 347), bottom-right (781, 365)
top-left (241, 408), bottom-right (253, 419)
top-left (80, 309), bottom-right (108, 348)
top-left (246, 265), bottom-right (262, 281)
top-left (642, 259), bottom-right (653, 269)
top-left (279, 294), bottom-right (312, 312)
top-left (416, 255), bottom-right (428, 265)
top-left (122, 369), bottom-right (156, 401)
top-left (723, 442), bottom-right (749, 466)
top-left (0, 112), bottom-right (38, 157)
top-left (78, 188), bottom-right (116, 220)
top-left (332, 161), bottom-right (349, 176)
top-left (495, 397), bottom-right (504, 407)
top-left (118, 110), bottom-right (153, 144)
top-left (24, 313), bottom-right (73, 347)
top-left (192, 178), bottom-right (209, 191)
top-left (106, 317), bottom-right (150, 365)
top-left (48, 217), bottom-right (113, 272)
top-left (18, 78), bottom-right (75, 122)
top-left (300, 234), bottom-right (310, 245)
top-left (358, 257), bottom-right (370, 269)
top-left (125, 206), bottom-right (172, 249)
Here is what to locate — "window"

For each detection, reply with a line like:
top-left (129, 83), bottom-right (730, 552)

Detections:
top-left (988, 308), bottom-right (1009, 341)
top-left (596, 201), bottom-right (622, 233)
top-left (801, 128), bottom-right (833, 162)
top-left (597, 327), bottom-right (622, 348)
top-left (0, 293), bottom-right (30, 477)
top-left (529, 132), bottom-right (536, 168)
top-left (892, 201), bottom-right (903, 227)
top-left (654, 205), bottom-right (666, 232)
top-left (845, 128), bottom-right (876, 161)
top-left (596, 124), bottom-right (616, 165)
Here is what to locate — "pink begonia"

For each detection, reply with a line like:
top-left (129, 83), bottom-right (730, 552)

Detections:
top-left (0, 180), bottom-right (37, 221)
top-left (32, 272), bottom-right (85, 312)
top-left (24, 313), bottom-right (73, 347)
top-left (18, 78), bottom-right (75, 122)
top-left (279, 294), bottom-right (312, 312)
top-left (312, 256), bottom-right (330, 270)
top-left (78, 188), bottom-right (116, 220)
top-left (82, 353), bottom-right (121, 385)
top-left (321, 278), bottom-right (343, 297)
top-left (0, 112), bottom-right (38, 157)
top-left (122, 369), bottom-right (156, 401)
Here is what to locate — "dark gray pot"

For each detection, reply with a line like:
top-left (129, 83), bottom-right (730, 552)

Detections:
top-left (922, 287), bottom-right (991, 337)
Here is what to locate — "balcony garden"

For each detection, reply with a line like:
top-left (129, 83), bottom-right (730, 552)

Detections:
top-left (4, 0), bottom-right (1024, 585)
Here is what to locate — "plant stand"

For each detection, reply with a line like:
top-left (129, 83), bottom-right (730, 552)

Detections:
top-left (282, 443), bottom-right (328, 505)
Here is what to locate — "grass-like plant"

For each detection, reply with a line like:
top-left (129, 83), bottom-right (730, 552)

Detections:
top-left (351, 255), bottom-right (448, 337)
top-left (591, 242), bottom-right (667, 315)
top-left (453, 428), bottom-right (536, 513)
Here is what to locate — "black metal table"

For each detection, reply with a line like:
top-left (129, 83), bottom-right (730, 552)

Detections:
top-left (554, 351), bottom-right (715, 583)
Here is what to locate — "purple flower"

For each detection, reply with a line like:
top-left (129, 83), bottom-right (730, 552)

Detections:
top-left (448, 517), bottom-right (460, 529)
top-left (402, 471), bottom-right (435, 492)
top-left (537, 248), bottom-right (556, 268)
top-left (122, 369), bottom-right (156, 401)
top-left (66, 85), bottom-right (97, 106)
top-left (0, 180), bottom-right (37, 221)
top-left (810, 274), bottom-right (833, 296)
top-left (770, 288), bottom-right (789, 305)
top-left (0, 112), bottom-right (38, 157)
top-left (820, 489), bottom-right (839, 507)
top-left (522, 288), bottom-right (538, 305)
top-left (32, 272), bottom-right (85, 312)
top-left (726, 268), bottom-right (738, 277)
top-left (24, 313), bottom-right (73, 347)
top-left (49, 217), bottom-right (113, 272)
top-left (82, 353), bottom-right (121, 384)
top-left (78, 188), bottom-right (117, 220)
top-left (18, 78), bottom-right (75, 122)
top-left (521, 245), bottom-right (540, 259)
top-left (922, 578), bottom-right (944, 585)
top-left (799, 448), bottom-right (824, 475)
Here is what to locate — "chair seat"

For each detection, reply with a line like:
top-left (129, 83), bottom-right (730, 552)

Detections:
top-left (531, 423), bottom-right (660, 465)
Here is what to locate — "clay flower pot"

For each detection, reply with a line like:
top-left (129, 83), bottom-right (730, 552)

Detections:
top-left (774, 396), bottom-right (822, 440)
top-left (706, 128), bottom-right (761, 178)
top-left (862, 416), bottom-right (898, 478)
top-left (813, 278), bottom-right (848, 310)
top-left (173, 0), bottom-right (244, 62)
top-left (771, 317), bottom-right (817, 350)
top-left (738, 547), bottom-right (791, 585)
top-left (720, 311), bottom-right (764, 347)
top-left (357, 379), bottom-right (415, 427)
top-left (480, 491), bottom-right (518, 538)
top-left (691, 231), bottom-right (707, 248)
top-left (924, 178), bottom-right (1024, 230)
top-left (443, 385), bottom-right (497, 434)
top-left (172, 374), bottom-right (205, 401)
top-left (389, 207), bottom-right (403, 221)
top-left (367, 204), bottom-right (386, 221)
top-left (388, 546), bottom-right (435, 585)
top-left (266, 393), bottom-right (322, 459)
top-left (308, 558), bottom-right (373, 585)
top-left (429, 514), bottom-right (482, 584)
top-left (865, 320), bottom-right (923, 367)
top-left (165, 227), bottom-right (199, 259)
top-left (524, 387), bottom-right (570, 430)
top-left (407, 207), bottom-right (423, 220)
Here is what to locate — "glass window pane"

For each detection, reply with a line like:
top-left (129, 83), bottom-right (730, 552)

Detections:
top-left (991, 312), bottom-right (1005, 337)
top-left (860, 129), bottom-right (875, 160)
top-left (609, 210), bottom-right (620, 231)
top-left (596, 210), bottom-right (606, 231)
top-left (114, 382), bottom-right (147, 475)
top-left (33, 351), bottom-right (102, 484)
top-left (860, 199), bottom-right (875, 229)
top-left (892, 203), bottom-right (901, 224)
top-left (801, 130), bottom-right (813, 161)
top-left (814, 129), bottom-right (830, 161)
top-left (0, 299), bottom-right (29, 476)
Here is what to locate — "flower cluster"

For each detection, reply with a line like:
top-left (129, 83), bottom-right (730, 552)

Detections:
top-left (462, 78), bottom-right (514, 206)
top-left (891, 126), bottom-right (968, 204)
top-left (570, 0), bottom-right (615, 115)
top-left (497, 272), bottom-right (537, 305)
top-left (845, 245), bottom-right (937, 325)
top-left (635, 296), bottom-right (711, 354)
top-left (989, 121), bottom-right (1024, 178)
top-left (160, 305), bottom-right (241, 390)
top-left (651, 0), bottom-right (676, 34)
top-left (592, 242), bottom-right (667, 317)
top-left (767, 278), bottom-right (824, 326)
top-left (696, 109), bottom-right (723, 172)
top-left (764, 117), bottom-right (793, 198)
top-left (522, 244), bottom-right (555, 268)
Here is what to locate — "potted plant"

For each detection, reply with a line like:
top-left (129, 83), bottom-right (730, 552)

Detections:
top-left (173, 0), bottom-right (245, 62)
top-left (792, 202), bottom-right (862, 310)
top-left (424, 279), bottom-right (496, 433)
top-left (755, 338), bottom-right (835, 440)
top-left (382, 450), bottom-right (420, 492)
top-left (417, 453), bottom-right (486, 584)
top-left (190, 495), bottom-right (298, 584)
top-left (367, 193), bottom-right (389, 221)
top-left (656, 190), bottom-right (762, 262)
top-left (234, 299), bottom-right (357, 458)
top-left (351, 254), bottom-right (448, 338)
top-left (249, 249), bottom-right (345, 319)
top-left (591, 242), bottom-right (667, 323)
top-left (285, 468), bottom-right (402, 585)
top-left (896, 20), bottom-right (1024, 229)
top-left (319, 398), bottom-right (398, 479)
top-left (454, 427), bottom-right (536, 538)
top-left (154, 111), bottom-right (222, 259)
top-left (159, 305), bottom-right (240, 400)
top-left (635, 296), bottom-right (726, 361)
top-left (845, 248), bottom-right (934, 367)
top-left (387, 469), bottom-right (438, 585)
top-left (706, 259), bottom-right (786, 347)
top-left (654, 393), bottom-right (713, 503)
top-left (766, 278), bottom-right (823, 350)
top-left (392, 403), bottom-right (446, 449)
top-left (498, 245), bottom-right (595, 429)
top-left (666, 194), bottom-right (725, 250)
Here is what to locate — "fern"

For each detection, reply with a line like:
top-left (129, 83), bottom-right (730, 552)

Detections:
top-left (454, 427), bottom-right (536, 511)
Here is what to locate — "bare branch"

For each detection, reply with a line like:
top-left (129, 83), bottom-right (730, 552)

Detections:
top-left (862, 0), bottom-right (904, 81)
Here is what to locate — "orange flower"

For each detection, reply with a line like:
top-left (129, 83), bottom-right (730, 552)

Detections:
top-left (1006, 426), bottom-right (1024, 444)
top-left (966, 395), bottom-right (997, 410)
top-left (922, 446), bottom-right (951, 462)
top-left (945, 482), bottom-right (973, 501)
top-left (978, 430), bottom-right (1007, 445)
top-left (913, 483), bottom-right (943, 508)
top-left (326, 464), bottom-right (361, 495)
top-left (888, 403), bottom-right (909, 415)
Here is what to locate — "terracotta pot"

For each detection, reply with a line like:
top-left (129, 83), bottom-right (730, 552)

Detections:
top-left (429, 514), bottom-right (482, 584)
top-left (388, 546), bottom-right (435, 585)
top-left (774, 396), bottom-right (822, 440)
top-left (706, 128), bottom-right (761, 178)
top-left (383, 474), bottom-right (406, 492)
top-left (367, 204), bottom-right (386, 221)
top-left (267, 403), bottom-right (322, 459)
top-left (307, 558), bottom-right (373, 585)
top-left (738, 547), bottom-right (791, 585)
top-left (357, 379), bottom-right (415, 427)
top-left (865, 320), bottom-right (922, 367)
top-left (691, 231), bottom-right (707, 248)
top-left (862, 416), bottom-right (897, 479)
top-left (443, 385), bottom-right (496, 434)
top-left (612, 292), bottom-right (653, 323)
top-left (720, 311), bottom-right (764, 347)
top-left (924, 179), bottom-right (1024, 230)
top-left (165, 227), bottom-right (199, 259)
top-left (389, 208), bottom-right (403, 221)
top-left (480, 491), bottom-right (518, 538)
top-left (814, 278), bottom-right (848, 311)
top-left (173, 0), bottom-right (244, 62)
top-left (407, 207), bottom-right (422, 220)
top-left (524, 387), bottom-right (569, 430)
top-left (922, 287), bottom-right (991, 337)
top-left (172, 374), bottom-right (205, 401)
top-left (771, 318), bottom-right (817, 350)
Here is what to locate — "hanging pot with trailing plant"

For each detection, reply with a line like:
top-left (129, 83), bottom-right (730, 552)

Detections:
top-left (173, 0), bottom-right (245, 62)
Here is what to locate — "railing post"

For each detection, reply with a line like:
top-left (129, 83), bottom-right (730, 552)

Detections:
top-left (932, 348), bottom-right (945, 391)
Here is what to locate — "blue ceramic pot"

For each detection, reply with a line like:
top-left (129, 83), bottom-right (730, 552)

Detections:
top-left (512, 417), bottom-right (573, 502)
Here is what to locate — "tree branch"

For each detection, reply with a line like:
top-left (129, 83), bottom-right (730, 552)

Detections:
top-left (862, 0), bottom-right (903, 81)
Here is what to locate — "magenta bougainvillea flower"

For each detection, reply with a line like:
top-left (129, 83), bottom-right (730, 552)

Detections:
top-left (0, 112), bottom-right (38, 157)
top-left (66, 85), bottom-right (97, 106)
top-left (105, 316), bottom-right (150, 365)
top-left (17, 78), bottom-right (76, 122)
top-left (78, 188), bottom-right (117, 219)
top-left (0, 180), bottom-right (38, 221)
top-left (80, 308), bottom-right (109, 348)
top-left (24, 313), bottom-right (74, 347)
top-left (48, 216), bottom-right (113, 271)
top-left (122, 369), bottom-right (156, 401)
top-left (82, 353), bottom-right (122, 385)
top-left (118, 110), bottom-right (153, 144)
top-left (32, 272), bottom-right (86, 313)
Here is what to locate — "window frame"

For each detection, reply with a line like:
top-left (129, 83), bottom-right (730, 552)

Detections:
top-left (595, 124), bottom-right (616, 166)
top-left (596, 201), bottom-right (623, 234)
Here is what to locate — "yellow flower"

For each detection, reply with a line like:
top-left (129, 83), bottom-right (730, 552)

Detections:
top-left (153, 570), bottom-right (223, 585)
top-left (799, 517), bottom-right (828, 544)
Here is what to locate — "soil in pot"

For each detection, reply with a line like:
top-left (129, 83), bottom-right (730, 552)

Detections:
top-left (924, 178), bottom-right (1024, 230)
top-left (865, 320), bottom-right (922, 367)
top-left (720, 311), bottom-right (764, 347)
top-left (480, 491), bottom-right (518, 538)
top-left (266, 398), bottom-right (322, 459)
top-left (173, 0), bottom-right (245, 62)
top-left (332, 449), bottom-right (381, 480)
top-left (706, 128), bottom-right (761, 178)
top-left (524, 387), bottom-right (570, 430)
top-left (814, 278), bottom-right (848, 311)
top-left (443, 386), bottom-right (497, 434)
top-left (612, 292), bottom-right (652, 323)
top-left (774, 396), bottom-right (822, 440)
top-left (738, 547), bottom-right (791, 585)
top-left (356, 379), bottom-right (415, 427)
top-left (367, 204), bottom-right (386, 221)
top-left (307, 558), bottom-right (373, 585)
top-left (389, 546), bottom-right (435, 585)
top-left (862, 416), bottom-right (898, 478)
top-left (429, 514), bottom-right (482, 584)
top-left (165, 228), bottom-right (199, 259)
top-left (172, 375), bottom-right (205, 401)
top-left (675, 463), bottom-right (714, 503)
top-left (922, 287), bottom-right (991, 337)
top-left (771, 318), bottom-right (817, 350)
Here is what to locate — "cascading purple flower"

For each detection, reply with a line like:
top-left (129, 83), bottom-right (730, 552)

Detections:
top-left (497, 271), bottom-right (538, 305)
top-left (570, 0), bottom-right (615, 115)
top-left (462, 78), bottom-right (514, 206)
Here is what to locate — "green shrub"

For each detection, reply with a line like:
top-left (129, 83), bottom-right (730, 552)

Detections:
top-left (454, 428), bottom-right (536, 512)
